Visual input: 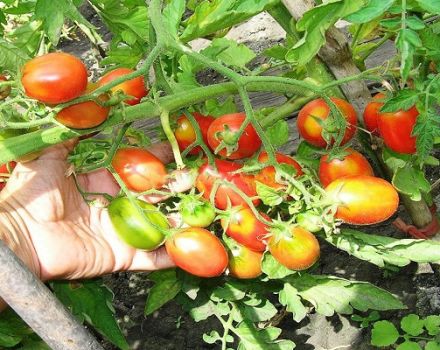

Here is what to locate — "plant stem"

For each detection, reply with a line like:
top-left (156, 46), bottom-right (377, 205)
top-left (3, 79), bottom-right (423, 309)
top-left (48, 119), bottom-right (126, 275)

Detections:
top-left (160, 110), bottom-right (184, 169)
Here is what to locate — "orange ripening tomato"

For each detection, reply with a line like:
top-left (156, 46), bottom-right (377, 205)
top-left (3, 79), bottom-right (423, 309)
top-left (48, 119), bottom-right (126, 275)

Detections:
top-left (318, 148), bottom-right (374, 187)
top-left (174, 112), bottom-right (215, 155)
top-left (98, 68), bottom-right (148, 106)
top-left (297, 97), bottom-right (358, 148)
top-left (255, 151), bottom-right (303, 190)
top-left (196, 159), bottom-right (260, 210)
top-left (363, 93), bottom-right (385, 135)
top-left (325, 175), bottom-right (399, 225)
top-left (55, 83), bottom-right (110, 129)
top-left (207, 112), bottom-right (262, 159)
top-left (268, 226), bottom-right (320, 270)
top-left (378, 105), bottom-right (418, 154)
top-left (21, 52), bottom-right (88, 104)
top-left (0, 162), bottom-right (16, 191)
top-left (111, 147), bottom-right (167, 192)
top-left (165, 227), bottom-right (228, 277)
top-left (0, 75), bottom-right (11, 100)
top-left (221, 207), bottom-right (269, 252)
top-left (228, 243), bottom-right (263, 279)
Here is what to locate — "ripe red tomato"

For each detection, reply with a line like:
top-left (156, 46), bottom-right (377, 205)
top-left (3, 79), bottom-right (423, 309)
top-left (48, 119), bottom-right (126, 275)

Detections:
top-left (268, 226), bottom-right (320, 270)
top-left (196, 159), bottom-right (260, 210)
top-left (228, 243), bottom-right (263, 279)
top-left (378, 105), bottom-right (418, 154)
top-left (255, 151), bottom-right (303, 189)
top-left (297, 97), bottom-right (358, 148)
top-left (318, 148), bottom-right (374, 187)
top-left (98, 68), bottom-right (148, 106)
top-left (221, 207), bottom-right (269, 252)
top-left (55, 83), bottom-right (110, 129)
top-left (111, 147), bottom-right (167, 192)
top-left (363, 93), bottom-right (385, 135)
top-left (0, 75), bottom-right (11, 100)
top-left (207, 113), bottom-right (261, 159)
top-left (165, 227), bottom-right (228, 277)
top-left (21, 52), bottom-right (88, 104)
top-left (0, 162), bottom-right (16, 190)
top-left (325, 175), bottom-right (399, 225)
top-left (174, 112), bottom-right (215, 155)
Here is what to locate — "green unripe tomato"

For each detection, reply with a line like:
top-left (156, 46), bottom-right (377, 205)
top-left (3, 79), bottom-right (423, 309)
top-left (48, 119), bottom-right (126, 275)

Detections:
top-left (297, 211), bottom-right (322, 233)
top-left (108, 197), bottom-right (169, 250)
top-left (179, 196), bottom-right (216, 228)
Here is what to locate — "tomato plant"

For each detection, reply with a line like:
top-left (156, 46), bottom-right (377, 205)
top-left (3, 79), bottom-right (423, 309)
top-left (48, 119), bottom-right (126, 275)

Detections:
top-left (174, 112), bottom-right (214, 155)
top-left (221, 207), bottom-right (269, 252)
top-left (111, 147), bottom-right (167, 192)
top-left (21, 52), bottom-right (88, 104)
top-left (55, 83), bottom-right (110, 129)
top-left (196, 159), bottom-right (259, 210)
top-left (0, 75), bottom-right (11, 100)
top-left (325, 175), bottom-right (399, 225)
top-left (318, 148), bottom-right (374, 187)
top-left (268, 226), bottom-right (320, 270)
top-left (165, 227), bottom-right (228, 277)
top-left (378, 105), bottom-right (418, 154)
top-left (297, 98), bottom-right (358, 148)
top-left (179, 195), bottom-right (216, 228)
top-left (98, 68), bottom-right (148, 106)
top-left (363, 92), bottom-right (385, 135)
top-left (207, 112), bottom-right (261, 159)
top-left (227, 242), bottom-right (263, 279)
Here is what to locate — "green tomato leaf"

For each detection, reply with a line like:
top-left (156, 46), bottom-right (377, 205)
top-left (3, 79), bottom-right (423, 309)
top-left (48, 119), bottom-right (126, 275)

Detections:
top-left (295, 141), bottom-right (321, 172)
top-left (100, 44), bottom-right (145, 69)
top-left (266, 120), bottom-right (289, 148)
top-left (145, 269), bottom-right (182, 315)
top-left (371, 320), bottom-right (400, 346)
top-left (239, 300), bottom-right (278, 322)
top-left (345, 0), bottom-right (395, 23)
top-left (324, 229), bottom-right (440, 268)
top-left (286, 274), bottom-right (405, 317)
top-left (396, 28), bottom-right (422, 82)
top-left (181, 0), bottom-right (278, 42)
top-left (212, 281), bottom-right (247, 301)
top-left (19, 335), bottom-right (51, 350)
top-left (392, 164), bottom-right (431, 201)
top-left (416, 0), bottom-right (440, 13)
top-left (396, 341), bottom-right (422, 350)
top-left (51, 280), bottom-right (129, 350)
top-left (202, 38), bottom-right (256, 69)
top-left (235, 322), bottom-right (295, 350)
top-left (255, 181), bottom-right (284, 207)
top-left (426, 341), bottom-right (440, 350)
top-left (0, 38), bottom-right (30, 72)
top-left (425, 315), bottom-right (440, 336)
top-left (261, 253), bottom-right (297, 279)
top-left (162, 0), bottom-right (185, 38)
top-left (380, 89), bottom-right (420, 112)
top-left (279, 283), bottom-right (308, 322)
top-left (401, 314), bottom-right (425, 336)
top-left (0, 309), bottom-right (33, 347)
top-left (203, 96), bottom-right (237, 117)
top-left (203, 330), bottom-right (222, 344)
top-left (413, 110), bottom-right (440, 162)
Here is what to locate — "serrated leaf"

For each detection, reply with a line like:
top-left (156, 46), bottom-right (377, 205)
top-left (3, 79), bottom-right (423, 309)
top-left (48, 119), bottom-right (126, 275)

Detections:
top-left (371, 320), bottom-right (400, 346)
top-left (202, 38), bottom-right (256, 69)
top-left (413, 110), bottom-right (440, 161)
top-left (396, 341), bottom-right (422, 350)
top-left (203, 96), bottom-right (237, 117)
top-left (266, 120), bottom-right (289, 148)
top-left (235, 322), bottom-right (295, 350)
top-left (426, 341), bottom-right (440, 350)
top-left (416, 0), bottom-right (440, 13)
top-left (0, 38), bottom-right (30, 72)
top-left (239, 300), bottom-right (278, 322)
top-left (212, 281), bottom-right (247, 301)
top-left (145, 269), bottom-right (182, 315)
top-left (425, 315), bottom-right (440, 336)
top-left (295, 141), bottom-right (321, 172)
top-left (203, 330), bottom-right (222, 344)
top-left (6, 21), bottom-right (43, 56)
top-left (262, 253), bottom-right (297, 279)
top-left (100, 44), bottom-right (144, 69)
top-left (162, 0), bottom-right (185, 38)
top-left (393, 164), bottom-right (431, 201)
top-left (287, 274), bottom-right (405, 317)
top-left (181, 0), bottom-right (278, 42)
top-left (279, 283), bottom-right (307, 322)
top-left (397, 28), bottom-right (422, 81)
top-left (51, 280), bottom-right (129, 350)
top-left (401, 314), bottom-right (424, 336)
top-left (256, 181), bottom-right (284, 206)
top-left (380, 89), bottom-right (420, 112)
top-left (324, 229), bottom-right (440, 268)
top-left (345, 0), bottom-right (394, 23)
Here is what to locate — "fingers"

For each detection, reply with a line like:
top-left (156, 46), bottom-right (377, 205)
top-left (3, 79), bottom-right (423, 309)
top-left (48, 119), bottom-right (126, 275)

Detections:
top-left (77, 168), bottom-right (120, 197)
top-left (129, 246), bottom-right (175, 271)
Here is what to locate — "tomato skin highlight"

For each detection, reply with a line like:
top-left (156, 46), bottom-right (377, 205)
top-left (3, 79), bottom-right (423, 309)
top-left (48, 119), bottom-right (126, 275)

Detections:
top-left (268, 226), bottom-right (320, 270)
top-left (112, 147), bottom-right (167, 192)
top-left (98, 68), bottom-right (148, 106)
top-left (325, 175), bottom-right (399, 225)
top-left (318, 148), bottom-right (374, 187)
top-left (228, 243), bottom-right (263, 279)
top-left (297, 97), bottom-right (358, 148)
top-left (21, 52), bottom-right (88, 104)
top-left (0, 75), bottom-right (11, 100)
top-left (196, 159), bottom-right (260, 210)
top-left (175, 112), bottom-right (215, 155)
top-left (221, 207), bottom-right (269, 252)
top-left (56, 83), bottom-right (110, 129)
top-left (165, 227), bottom-right (228, 277)
top-left (363, 93), bottom-right (385, 135)
top-left (0, 161), bottom-right (16, 191)
top-left (207, 113), bottom-right (262, 159)
top-left (108, 197), bottom-right (168, 250)
top-left (255, 151), bottom-right (303, 189)
top-left (378, 105), bottom-right (418, 154)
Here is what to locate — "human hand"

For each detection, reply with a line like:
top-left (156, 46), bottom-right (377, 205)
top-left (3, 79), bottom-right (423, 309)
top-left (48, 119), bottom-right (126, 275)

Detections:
top-left (0, 140), bottom-right (187, 281)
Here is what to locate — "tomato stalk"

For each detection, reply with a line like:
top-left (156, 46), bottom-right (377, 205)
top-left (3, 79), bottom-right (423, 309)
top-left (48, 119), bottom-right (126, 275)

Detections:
top-left (160, 110), bottom-right (184, 169)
